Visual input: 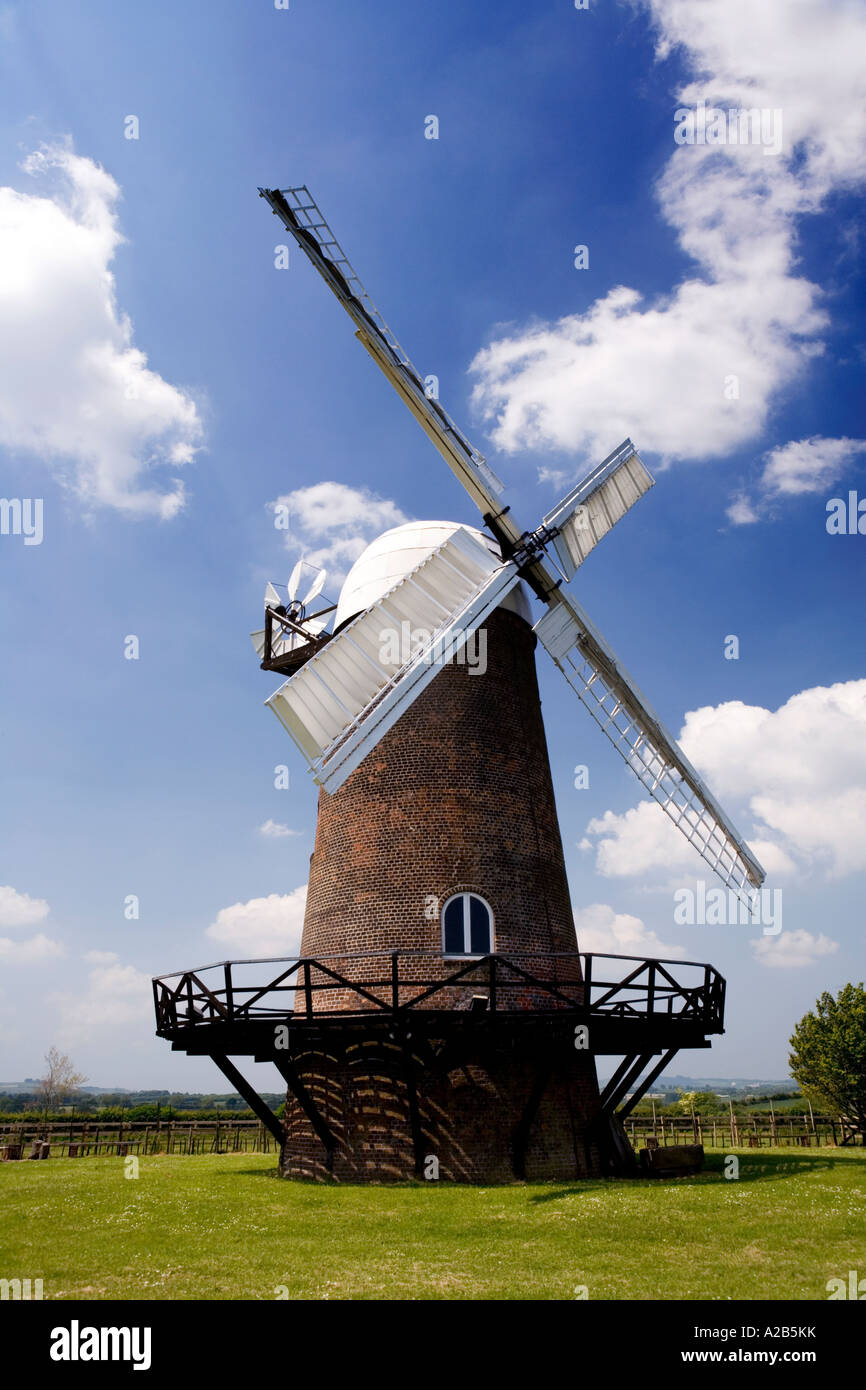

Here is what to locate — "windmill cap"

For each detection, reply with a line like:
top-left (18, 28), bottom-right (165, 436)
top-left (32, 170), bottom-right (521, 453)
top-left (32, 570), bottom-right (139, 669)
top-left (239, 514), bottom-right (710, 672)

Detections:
top-left (334, 520), bottom-right (533, 630)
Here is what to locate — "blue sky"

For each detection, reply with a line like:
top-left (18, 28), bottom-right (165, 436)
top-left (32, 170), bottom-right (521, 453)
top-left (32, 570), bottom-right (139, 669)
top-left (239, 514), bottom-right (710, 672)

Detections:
top-left (0, 0), bottom-right (864, 1091)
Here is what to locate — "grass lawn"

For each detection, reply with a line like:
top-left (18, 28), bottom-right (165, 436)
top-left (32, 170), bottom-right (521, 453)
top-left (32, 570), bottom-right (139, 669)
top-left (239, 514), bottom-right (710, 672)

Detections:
top-left (1, 1148), bottom-right (863, 1300)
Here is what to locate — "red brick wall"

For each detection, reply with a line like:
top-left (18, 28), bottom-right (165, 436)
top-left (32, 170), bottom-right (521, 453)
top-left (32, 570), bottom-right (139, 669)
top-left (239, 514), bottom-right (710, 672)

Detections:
top-left (282, 604), bottom-right (603, 1181)
top-left (300, 607), bottom-right (581, 1013)
top-left (281, 1032), bottom-right (605, 1182)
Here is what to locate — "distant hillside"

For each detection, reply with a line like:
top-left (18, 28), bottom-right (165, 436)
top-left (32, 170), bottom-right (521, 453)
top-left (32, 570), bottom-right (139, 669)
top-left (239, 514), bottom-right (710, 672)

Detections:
top-left (596, 1072), bottom-right (798, 1097)
top-left (0, 1081), bottom-right (131, 1095)
top-left (0, 1084), bottom-right (282, 1113)
top-left (655, 1075), bottom-right (795, 1093)
top-left (2, 1076), bottom-right (800, 1107)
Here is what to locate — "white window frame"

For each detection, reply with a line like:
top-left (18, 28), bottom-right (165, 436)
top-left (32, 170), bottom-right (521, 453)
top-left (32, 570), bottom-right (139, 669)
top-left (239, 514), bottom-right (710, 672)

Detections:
top-left (441, 892), bottom-right (494, 958)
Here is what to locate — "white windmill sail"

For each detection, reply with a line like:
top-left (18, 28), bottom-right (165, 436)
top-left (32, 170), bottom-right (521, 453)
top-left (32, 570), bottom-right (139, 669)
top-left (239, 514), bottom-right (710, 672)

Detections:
top-left (535, 591), bottom-right (765, 897)
top-left (266, 526), bottom-right (520, 793)
top-left (287, 561), bottom-right (304, 604)
top-left (259, 187), bottom-right (513, 536)
top-left (301, 566), bottom-right (327, 607)
top-left (542, 440), bottom-right (655, 580)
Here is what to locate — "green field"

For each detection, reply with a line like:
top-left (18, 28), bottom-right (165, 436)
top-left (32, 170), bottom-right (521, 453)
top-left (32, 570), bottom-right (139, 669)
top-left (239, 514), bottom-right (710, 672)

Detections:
top-left (2, 1149), bottom-right (863, 1300)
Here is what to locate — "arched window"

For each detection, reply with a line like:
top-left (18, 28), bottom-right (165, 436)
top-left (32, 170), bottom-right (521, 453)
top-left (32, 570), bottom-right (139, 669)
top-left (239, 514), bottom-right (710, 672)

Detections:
top-left (442, 893), bottom-right (494, 957)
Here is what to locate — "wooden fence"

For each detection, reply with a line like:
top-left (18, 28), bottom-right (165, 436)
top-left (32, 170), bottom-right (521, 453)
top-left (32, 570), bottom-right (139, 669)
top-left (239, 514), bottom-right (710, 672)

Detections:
top-left (626, 1113), bottom-right (861, 1149)
top-left (0, 1118), bottom-right (277, 1157)
top-left (2, 1112), bottom-right (861, 1160)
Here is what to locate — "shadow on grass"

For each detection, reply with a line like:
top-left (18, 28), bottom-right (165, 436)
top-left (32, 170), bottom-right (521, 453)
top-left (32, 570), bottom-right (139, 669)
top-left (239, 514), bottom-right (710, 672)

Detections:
top-left (701, 1151), bottom-right (857, 1183)
top-left (527, 1151), bottom-right (864, 1199)
top-left (230, 1166), bottom-right (283, 1179)
top-left (226, 1149), bottom-right (865, 1193)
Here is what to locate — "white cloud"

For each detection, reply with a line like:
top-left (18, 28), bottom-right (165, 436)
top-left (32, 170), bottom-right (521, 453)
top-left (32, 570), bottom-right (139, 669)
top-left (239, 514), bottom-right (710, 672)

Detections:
top-left (0, 884), bottom-right (50, 928)
top-left (469, 0), bottom-right (866, 478)
top-left (751, 929), bottom-right (839, 969)
top-left (760, 436), bottom-right (866, 497)
top-left (53, 958), bottom-right (152, 1040)
top-left (537, 465), bottom-right (571, 489)
top-left (83, 949), bottom-right (120, 965)
top-left (0, 143), bottom-right (202, 518)
top-left (680, 681), bottom-right (866, 877)
top-left (584, 804), bottom-right (697, 883)
top-left (206, 887), bottom-right (307, 957)
top-left (0, 886), bottom-right (62, 968)
top-left (573, 903), bottom-right (686, 958)
top-left (583, 680), bottom-right (866, 882)
top-left (725, 492), bottom-right (761, 526)
top-left (259, 820), bottom-right (300, 839)
top-left (272, 482), bottom-right (410, 585)
top-left (729, 435), bottom-right (866, 521)
top-left (0, 933), bottom-right (64, 963)
top-left (584, 804), bottom-right (797, 885)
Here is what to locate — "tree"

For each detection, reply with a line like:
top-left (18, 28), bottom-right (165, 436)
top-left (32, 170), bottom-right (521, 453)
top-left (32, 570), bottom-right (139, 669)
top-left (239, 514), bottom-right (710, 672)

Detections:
top-left (674, 1089), bottom-right (723, 1115)
top-left (789, 983), bottom-right (866, 1128)
top-left (676, 1089), bottom-right (698, 1116)
top-left (36, 1047), bottom-right (88, 1112)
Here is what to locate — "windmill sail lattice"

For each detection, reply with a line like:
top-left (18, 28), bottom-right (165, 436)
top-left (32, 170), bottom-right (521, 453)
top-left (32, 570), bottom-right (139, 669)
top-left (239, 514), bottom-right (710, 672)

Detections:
top-left (259, 187), bottom-right (516, 538)
top-left (541, 439), bottom-right (655, 579)
top-left (535, 594), bottom-right (764, 894)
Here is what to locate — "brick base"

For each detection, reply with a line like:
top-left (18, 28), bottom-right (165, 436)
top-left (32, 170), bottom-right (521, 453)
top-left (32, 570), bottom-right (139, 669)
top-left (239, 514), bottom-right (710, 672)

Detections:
top-left (280, 1031), bottom-right (606, 1182)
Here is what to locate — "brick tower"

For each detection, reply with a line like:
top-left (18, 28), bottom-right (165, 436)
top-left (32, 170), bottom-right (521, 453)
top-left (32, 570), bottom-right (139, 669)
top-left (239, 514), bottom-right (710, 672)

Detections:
top-left (280, 522), bottom-right (606, 1181)
top-left (153, 187), bottom-right (741, 1184)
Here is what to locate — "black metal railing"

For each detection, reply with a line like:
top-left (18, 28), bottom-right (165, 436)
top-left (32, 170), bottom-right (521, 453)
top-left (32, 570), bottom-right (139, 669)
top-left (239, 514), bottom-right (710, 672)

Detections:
top-left (153, 951), bottom-right (725, 1035)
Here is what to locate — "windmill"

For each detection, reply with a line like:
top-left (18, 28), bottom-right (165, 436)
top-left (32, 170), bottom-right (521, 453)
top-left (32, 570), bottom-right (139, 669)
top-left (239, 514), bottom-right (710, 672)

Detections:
top-left (152, 186), bottom-right (763, 1183)
top-left (257, 186), bottom-right (764, 905)
top-left (250, 560), bottom-right (335, 674)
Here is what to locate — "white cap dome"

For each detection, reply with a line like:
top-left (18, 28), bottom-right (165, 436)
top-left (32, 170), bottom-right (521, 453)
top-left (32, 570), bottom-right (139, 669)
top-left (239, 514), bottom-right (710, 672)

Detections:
top-left (334, 520), bottom-right (533, 629)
